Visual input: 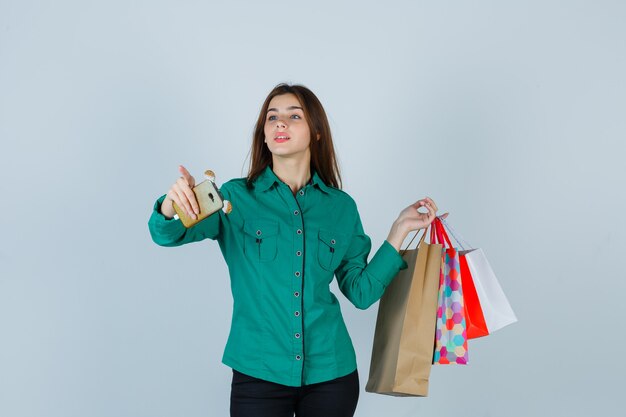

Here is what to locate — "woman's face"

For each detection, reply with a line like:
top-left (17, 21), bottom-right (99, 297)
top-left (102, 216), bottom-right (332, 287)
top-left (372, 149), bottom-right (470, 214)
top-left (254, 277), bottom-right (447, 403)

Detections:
top-left (264, 93), bottom-right (312, 161)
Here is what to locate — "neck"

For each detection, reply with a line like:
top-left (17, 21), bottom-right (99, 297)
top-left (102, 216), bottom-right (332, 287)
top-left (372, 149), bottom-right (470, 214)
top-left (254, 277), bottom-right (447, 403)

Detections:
top-left (272, 156), bottom-right (311, 195)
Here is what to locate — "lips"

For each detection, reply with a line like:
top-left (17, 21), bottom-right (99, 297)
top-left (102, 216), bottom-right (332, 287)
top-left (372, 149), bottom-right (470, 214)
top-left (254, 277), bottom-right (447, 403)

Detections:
top-left (274, 133), bottom-right (290, 143)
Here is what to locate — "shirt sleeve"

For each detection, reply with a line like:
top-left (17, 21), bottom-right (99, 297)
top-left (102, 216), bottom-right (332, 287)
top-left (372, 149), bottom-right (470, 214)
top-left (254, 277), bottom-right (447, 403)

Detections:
top-left (334, 208), bottom-right (408, 310)
top-left (148, 193), bottom-right (223, 246)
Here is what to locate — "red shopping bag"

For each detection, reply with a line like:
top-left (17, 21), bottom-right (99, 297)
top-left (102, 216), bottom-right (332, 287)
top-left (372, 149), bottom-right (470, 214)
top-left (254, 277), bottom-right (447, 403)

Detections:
top-left (459, 255), bottom-right (489, 339)
top-left (436, 220), bottom-right (489, 339)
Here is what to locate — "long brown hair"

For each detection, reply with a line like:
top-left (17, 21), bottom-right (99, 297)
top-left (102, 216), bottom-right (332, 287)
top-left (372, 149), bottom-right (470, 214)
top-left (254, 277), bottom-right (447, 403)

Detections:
top-left (246, 83), bottom-right (342, 189)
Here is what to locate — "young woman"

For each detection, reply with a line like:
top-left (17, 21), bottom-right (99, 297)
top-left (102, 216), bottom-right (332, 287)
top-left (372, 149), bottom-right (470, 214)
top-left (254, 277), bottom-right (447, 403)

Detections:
top-left (148, 83), bottom-right (443, 417)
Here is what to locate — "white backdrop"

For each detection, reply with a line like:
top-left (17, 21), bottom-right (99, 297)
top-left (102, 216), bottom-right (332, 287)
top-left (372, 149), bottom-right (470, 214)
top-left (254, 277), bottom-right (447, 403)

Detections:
top-left (1, 1), bottom-right (624, 416)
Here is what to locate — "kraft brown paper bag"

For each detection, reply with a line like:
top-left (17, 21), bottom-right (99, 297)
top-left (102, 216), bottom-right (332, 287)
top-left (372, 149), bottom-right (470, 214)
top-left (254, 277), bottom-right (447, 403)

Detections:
top-left (365, 229), bottom-right (442, 396)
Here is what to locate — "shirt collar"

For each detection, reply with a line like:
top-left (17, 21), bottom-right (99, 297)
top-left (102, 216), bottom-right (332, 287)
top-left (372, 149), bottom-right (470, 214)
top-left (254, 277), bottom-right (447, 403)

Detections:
top-left (255, 165), bottom-right (331, 194)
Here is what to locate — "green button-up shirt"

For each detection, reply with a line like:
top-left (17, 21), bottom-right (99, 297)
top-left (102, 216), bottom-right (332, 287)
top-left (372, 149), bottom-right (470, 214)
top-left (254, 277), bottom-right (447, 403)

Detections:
top-left (148, 166), bottom-right (407, 386)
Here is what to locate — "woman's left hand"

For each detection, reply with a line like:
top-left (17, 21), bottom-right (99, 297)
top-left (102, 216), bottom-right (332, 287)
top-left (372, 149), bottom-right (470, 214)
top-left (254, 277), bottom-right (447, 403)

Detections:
top-left (386, 197), bottom-right (448, 252)
top-left (398, 197), bottom-right (447, 232)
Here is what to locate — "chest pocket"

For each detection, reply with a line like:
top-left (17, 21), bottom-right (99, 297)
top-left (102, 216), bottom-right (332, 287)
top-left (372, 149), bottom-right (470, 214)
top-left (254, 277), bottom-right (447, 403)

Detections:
top-left (317, 229), bottom-right (349, 272)
top-left (243, 219), bottom-right (280, 262)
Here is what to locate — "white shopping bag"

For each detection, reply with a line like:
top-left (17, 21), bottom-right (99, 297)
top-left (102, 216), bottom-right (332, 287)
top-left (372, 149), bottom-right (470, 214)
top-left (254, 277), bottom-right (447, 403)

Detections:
top-left (441, 218), bottom-right (517, 335)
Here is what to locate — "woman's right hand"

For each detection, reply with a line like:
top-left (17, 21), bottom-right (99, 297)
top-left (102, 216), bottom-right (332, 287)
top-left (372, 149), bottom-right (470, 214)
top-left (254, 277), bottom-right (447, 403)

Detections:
top-left (161, 165), bottom-right (199, 220)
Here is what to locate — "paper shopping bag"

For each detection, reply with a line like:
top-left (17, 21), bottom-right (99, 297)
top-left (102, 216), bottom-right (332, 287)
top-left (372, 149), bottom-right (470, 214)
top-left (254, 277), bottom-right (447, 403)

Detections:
top-left (459, 254), bottom-right (489, 339)
top-left (432, 218), bottom-right (469, 365)
top-left (365, 229), bottom-right (442, 396)
top-left (461, 248), bottom-right (517, 334)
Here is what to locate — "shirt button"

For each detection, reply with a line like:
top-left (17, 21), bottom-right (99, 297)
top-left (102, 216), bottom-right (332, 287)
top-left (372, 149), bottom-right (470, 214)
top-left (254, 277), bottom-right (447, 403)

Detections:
top-left (295, 333), bottom-right (301, 339)
top-left (256, 230), bottom-right (262, 236)
top-left (296, 355), bottom-right (301, 360)
top-left (331, 239), bottom-right (336, 245)
top-left (294, 292), bottom-right (300, 297)
top-left (295, 311), bottom-right (300, 317)
top-left (296, 229), bottom-right (302, 235)
top-left (299, 190), bottom-right (305, 196)
top-left (296, 251), bottom-right (302, 256)
top-left (294, 210), bottom-right (299, 216)
top-left (295, 271), bottom-right (300, 277)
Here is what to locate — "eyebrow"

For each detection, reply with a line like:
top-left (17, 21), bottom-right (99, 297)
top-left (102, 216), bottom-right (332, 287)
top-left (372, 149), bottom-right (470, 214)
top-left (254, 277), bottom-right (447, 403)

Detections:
top-left (267, 106), bottom-right (303, 113)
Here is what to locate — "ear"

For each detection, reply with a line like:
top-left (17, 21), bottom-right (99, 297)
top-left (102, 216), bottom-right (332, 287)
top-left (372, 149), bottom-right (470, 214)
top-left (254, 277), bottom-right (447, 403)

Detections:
top-left (316, 133), bottom-right (321, 141)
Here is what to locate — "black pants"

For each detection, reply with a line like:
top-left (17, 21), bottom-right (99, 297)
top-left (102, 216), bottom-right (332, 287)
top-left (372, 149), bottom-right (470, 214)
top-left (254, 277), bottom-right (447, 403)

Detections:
top-left (230, 369), bottom-right (360, 417)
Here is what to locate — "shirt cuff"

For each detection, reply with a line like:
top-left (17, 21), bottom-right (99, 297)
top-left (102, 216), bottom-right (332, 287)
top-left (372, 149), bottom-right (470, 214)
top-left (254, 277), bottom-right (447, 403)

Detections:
top-left (366, 240), bottom-right (409, 287)
top-left (148, 194), bottom-right (186, 241)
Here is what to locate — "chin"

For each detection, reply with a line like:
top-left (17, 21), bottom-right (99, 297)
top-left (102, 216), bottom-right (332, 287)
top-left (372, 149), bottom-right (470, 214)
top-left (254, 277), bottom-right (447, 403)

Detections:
top-left (271, 149), bottom-right (309, 159)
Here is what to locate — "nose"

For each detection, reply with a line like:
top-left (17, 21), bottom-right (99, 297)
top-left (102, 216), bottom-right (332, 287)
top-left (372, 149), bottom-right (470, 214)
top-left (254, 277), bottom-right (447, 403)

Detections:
top-left (275, 118), bottom-right (287, 129)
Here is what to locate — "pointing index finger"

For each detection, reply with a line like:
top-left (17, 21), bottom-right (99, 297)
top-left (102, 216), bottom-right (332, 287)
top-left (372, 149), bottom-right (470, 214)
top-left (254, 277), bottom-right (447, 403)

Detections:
top-left (178, 165), bottom-right (195, 187)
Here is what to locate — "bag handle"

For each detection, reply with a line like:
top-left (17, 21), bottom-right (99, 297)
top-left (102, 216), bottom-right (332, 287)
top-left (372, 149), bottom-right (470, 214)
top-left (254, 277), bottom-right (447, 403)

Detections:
top-left (429, 217), bottom-right (448, 247)
top-left (399, 226), bottom-right (429, 257)
top-left (430, 223), bottom-right (436, 244)
top-left (434, 218), bottom-right (446, 246)
top-left (435, 217), bottom-right (453, 248)
top-left (438, 217), bottom-right (474, 250)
